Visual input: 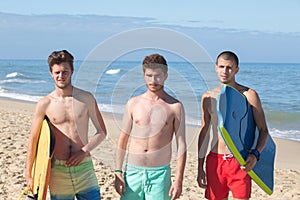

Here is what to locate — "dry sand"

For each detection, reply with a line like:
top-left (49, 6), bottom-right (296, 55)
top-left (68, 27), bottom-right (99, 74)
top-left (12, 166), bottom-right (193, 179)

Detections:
top-left (0, 98), bottom-right (299, 199)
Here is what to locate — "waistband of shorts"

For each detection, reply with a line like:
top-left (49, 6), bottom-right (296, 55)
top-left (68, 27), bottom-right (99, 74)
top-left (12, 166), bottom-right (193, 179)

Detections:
top-left (126, 163), bottom-right (170, 171)
top-left (53, 156), bottom-right (92, 166)
top-left (208, 152), bottom-right (234, 159)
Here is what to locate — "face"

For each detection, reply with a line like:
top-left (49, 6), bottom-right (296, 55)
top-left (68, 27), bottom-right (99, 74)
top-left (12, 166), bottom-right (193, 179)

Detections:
top-left (144, 68), bottom-right (167, 92)
top-left (50, 62), bottom-right (73, 89)
top-left (215, 57), bottom-right (239, 84)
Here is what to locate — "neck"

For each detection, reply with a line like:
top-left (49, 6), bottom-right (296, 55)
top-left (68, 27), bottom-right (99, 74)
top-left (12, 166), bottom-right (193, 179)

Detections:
top-left (145, 89), bottom-right (165, 101)
top-left (55, 85), bottom-right (73, 97)
top-left (220, 81), bottom-right (238, 89)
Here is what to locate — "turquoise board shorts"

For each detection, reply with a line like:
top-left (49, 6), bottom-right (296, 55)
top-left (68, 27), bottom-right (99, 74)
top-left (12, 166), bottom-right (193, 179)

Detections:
top-left (49, 157), bottom-right (100, 200)
top-left (121, 163), bottom-right (172, 200)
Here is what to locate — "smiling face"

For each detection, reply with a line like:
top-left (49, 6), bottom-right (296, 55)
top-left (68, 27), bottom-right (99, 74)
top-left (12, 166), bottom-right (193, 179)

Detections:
top-left (144, 68), bottom-right (168, 93)
top-left (216, 57), bottom-right (239, 85)
top-left (50, 62), bottom-right (73, 89)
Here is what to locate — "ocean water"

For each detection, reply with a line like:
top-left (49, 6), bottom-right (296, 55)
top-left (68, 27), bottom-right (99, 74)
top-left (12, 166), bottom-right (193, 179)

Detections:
top-left (0, 59), bottom-right (299, 142)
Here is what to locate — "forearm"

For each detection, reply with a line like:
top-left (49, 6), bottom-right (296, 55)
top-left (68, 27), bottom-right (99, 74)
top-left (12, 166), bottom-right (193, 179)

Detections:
top-left (175, 133), bottom-right (186, 183)
top-left (25, 140), bottom-right (37, 180)
top-left (256, 128), bottom-right (269, 153)
top-left (198, 157), bottom-right (205, 172)
top-left (26, 130), bottom-right (40, 179)
top-left (175, 151), bottom-right (186, 183)
top-left (198, 124), bottom-right (210, 158)
top-left (115, 147), bottom-right (126, 170)
top-left (114, 135), bottom-right (128, 196)
top-left (115, 132), bottom-right (129, 170)
top-left (197, 125), bottom-right (207, 174)
top-left (81, 132), bottom-right (106, 153)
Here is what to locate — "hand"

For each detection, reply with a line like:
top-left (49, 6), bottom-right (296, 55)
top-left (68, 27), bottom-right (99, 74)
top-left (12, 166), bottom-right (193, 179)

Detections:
top-left (66, 150), bottom-right (89, 166)
top-left (197, 169), bottom-right (207, 189)
top-left (169, 180), bottom-right (182, 200)
top-left (26, 176), bottom-right (34, 193)
top-left (114, 172), bottom-right (126, 197)
top-left (241, 154), bottom-right (257, 172)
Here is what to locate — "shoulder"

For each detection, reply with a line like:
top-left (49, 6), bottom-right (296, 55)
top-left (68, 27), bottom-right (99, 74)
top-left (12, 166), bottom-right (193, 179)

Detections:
top-left (124, 96), bottom-right (140, 112)
top-left (165, 93), bottom-right (180, 105)
top-left (73, 87), bottom-right (93, 97)
top-left (244, 88), bottom-right (258, 98)
top-left (33, 95), bottom-right (52, 116)
top-left (236, 84), bottom-right (261, 107)
top-left (202, 87), bottom-right (220, 98)
top-left (202, 90), bottom-right (212, 99)
top-left (236, 83), bottom-right (258, 100)
top-left (37, 95), bottom-right (51, 108)
top-left (201, 88), bottom-right (219, 105)
top-left (73, 87), bottom-right (96, 102)
top-left (163, 94), bottom-right (184, 115)
top-left (244, 88), bottom-right (261, 106)
top-left (127, 95), bottom-right (139, 105)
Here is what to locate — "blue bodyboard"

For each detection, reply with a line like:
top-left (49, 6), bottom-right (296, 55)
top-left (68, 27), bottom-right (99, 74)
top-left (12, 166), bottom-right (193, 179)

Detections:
top-left (217, 84), bottom-right (276, 195)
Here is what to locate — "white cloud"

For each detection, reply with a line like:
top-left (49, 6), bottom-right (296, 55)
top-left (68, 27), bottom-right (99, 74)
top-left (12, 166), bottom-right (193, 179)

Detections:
top-left (0, 12), bottom-right (299, 63)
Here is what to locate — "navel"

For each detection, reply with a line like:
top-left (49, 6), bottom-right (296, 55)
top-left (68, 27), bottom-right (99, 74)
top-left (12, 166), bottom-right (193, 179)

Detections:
top-left (68, 142), bottom-right (72, 157)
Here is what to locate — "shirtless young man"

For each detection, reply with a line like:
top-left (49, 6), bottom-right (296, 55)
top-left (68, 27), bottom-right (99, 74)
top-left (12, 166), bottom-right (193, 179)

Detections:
top-left (114, 54), bottom-right (187, 200)
top-left (25, 50), bottom-right (107, 200)
top-left (196, 51), bottom-right (269, 200)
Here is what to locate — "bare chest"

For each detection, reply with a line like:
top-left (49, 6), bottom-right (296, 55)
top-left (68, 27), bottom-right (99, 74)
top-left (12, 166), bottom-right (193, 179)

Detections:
top-left (46, 97), bottom-right (88, 125)
top-left (131, 103), bottom-right (174, 138)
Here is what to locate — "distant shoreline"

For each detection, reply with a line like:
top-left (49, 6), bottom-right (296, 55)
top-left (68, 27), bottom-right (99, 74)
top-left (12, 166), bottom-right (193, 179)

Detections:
top-left (1, 96), bottom-right (299, 142)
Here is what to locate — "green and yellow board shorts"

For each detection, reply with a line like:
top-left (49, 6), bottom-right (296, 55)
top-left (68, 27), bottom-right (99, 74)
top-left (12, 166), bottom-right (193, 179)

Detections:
top-left (122, 163), bottom-right (172, 200)
top-left (49, 157), bottom-right (100, 200)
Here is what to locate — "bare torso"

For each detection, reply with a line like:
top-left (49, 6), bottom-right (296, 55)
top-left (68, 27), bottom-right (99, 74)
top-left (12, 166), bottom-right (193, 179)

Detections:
top-left (45, 88), bottom-right (90, 160)
top-left (208, 85), bottom-right (250, 154)
top-left (205, 87), bottom-right (231, 154)
top-left (126, 94), bottom-right (181, 167)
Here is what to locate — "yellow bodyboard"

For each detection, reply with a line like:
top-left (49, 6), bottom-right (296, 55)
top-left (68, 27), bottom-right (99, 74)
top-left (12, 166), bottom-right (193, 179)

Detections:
top-left (19, 117), bottom-right (55, 200)
top-left (32, 117), bottom-right (55, 199)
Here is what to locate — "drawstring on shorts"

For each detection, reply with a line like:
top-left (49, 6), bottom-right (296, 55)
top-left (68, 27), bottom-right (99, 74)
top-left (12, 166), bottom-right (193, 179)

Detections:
top-left (222, 153), bottom-right (234, 161)
top-left (142, 169), bottom-right (152, 192)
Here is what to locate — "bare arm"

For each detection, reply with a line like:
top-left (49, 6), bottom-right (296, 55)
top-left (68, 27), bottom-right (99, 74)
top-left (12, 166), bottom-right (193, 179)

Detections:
top-left (66, 95), bottom-right (107, 166)
top-left (243, 89), bottom-right (269, 171)
top-left (197, 93), bottom-right (211, 189)
top-left (114, 101), bottom-right (133, 196)
top-left (169, 103), bottom-right (187, 200)
top-left (25, 99), bottom-right (48, 191)
top-left (81, 98), bottom-right (107, 153)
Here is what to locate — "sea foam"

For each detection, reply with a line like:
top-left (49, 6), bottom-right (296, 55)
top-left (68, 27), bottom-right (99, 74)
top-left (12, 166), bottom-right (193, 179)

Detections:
top-left (105, 69), bottom-right (121, 75)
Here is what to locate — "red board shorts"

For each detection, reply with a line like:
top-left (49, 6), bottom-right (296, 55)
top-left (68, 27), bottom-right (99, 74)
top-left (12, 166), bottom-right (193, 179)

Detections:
top-left (205, 152), bottom-right (251, 200)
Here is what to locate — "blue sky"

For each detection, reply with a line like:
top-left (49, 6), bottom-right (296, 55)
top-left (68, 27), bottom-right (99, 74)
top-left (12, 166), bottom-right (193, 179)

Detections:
top-left (0, 0), bottom-right (299, 63)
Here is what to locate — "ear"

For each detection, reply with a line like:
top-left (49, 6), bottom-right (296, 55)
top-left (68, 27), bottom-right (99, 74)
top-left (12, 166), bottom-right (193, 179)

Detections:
top-left (164, 72), bottom-right (168, 80)
top-left (235, 66), bottom-right (239, 74)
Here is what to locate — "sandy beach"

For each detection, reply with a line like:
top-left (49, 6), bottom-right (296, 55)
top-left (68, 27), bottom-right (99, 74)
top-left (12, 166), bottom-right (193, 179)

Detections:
top-left (0, 98), bottom-right (299, 200)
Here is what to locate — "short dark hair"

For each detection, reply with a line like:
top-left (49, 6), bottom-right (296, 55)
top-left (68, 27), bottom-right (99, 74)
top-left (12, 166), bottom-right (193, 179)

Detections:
top-left (142, 53), bottom-right (168, 74)
top-left (48, 50), bottom-right (74, 72)
top-left (216, 51), bottom-right (239, 67)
